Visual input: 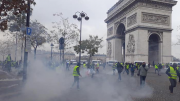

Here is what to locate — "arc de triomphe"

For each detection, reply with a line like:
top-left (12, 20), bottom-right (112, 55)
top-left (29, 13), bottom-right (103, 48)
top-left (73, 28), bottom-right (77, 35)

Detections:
top-left (105, 0), bottom-right (177, 64)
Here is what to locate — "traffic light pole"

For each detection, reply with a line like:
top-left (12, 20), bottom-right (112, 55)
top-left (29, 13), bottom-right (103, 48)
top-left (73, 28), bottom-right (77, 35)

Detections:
top-left (59, 37), bottom-right (64, 65)
top-left (23, 0), bottom-right (30, 81)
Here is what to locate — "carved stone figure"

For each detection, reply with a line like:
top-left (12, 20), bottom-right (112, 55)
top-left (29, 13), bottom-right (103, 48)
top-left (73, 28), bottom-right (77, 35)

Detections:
top-left (142, 12), bottom-right (169, 25)
top-left (108, 27), bottom-right (113, 36)
top-left (127, 13), bottom-right (137, 27)
top-left (127, 34), bottom-right (135, 53)
top-left (107, 42), bottom-right (112, 57)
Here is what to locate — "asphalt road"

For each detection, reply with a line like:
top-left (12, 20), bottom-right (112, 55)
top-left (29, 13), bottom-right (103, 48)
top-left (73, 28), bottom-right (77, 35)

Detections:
top-left (0, 66), bottom-right (180, 101)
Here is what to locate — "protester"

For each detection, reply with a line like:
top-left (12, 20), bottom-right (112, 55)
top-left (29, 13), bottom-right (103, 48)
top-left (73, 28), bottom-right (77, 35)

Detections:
top-left (166, 63), bottom-right (179, 93)
top-left (130, 63), bottom-right (136, 77)
top-left (71, 62), bottom-right (81, 90)
top-left (138, 62), bottom-right (148, 87)
top-left (116, 62), bottom-right (124, 81)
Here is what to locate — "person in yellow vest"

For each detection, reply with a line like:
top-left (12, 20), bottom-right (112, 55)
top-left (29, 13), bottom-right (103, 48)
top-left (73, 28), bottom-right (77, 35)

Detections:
top-left (155, 64), bottom-right (159, 74)
top-left (113, 62), bottom-right (117, 75)
top-left (83, 62), bottom-right (87, 69)
top-left (177, 66), bottom-right (180, 83)
top-left (166, 63), bottom-right (179, 93)
top-left (137, 63), bottom-right (141, 70)
top-left (136, 63), bottom-right (138, 70)
top-left (125, 63), bottom-right (129, 75)
top-left (96, 62), bottom-right (100, 73)
top-left (71, 62), bottom-right (81, 90)
top-left (6, 54), bottom-right (11, 72)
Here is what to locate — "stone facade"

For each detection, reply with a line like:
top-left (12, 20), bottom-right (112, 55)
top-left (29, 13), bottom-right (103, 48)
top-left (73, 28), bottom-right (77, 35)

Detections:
top-left (105, 0), bottom-right (177, 64)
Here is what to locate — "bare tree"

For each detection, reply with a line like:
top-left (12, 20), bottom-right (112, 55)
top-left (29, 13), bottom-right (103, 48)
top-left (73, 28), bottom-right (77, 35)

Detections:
top-left (51, 13), bottom-right (79, 52)
top-left (30, 20), bottom-right (48, 59)
top-left (0, 40), bottom-right (14, 61)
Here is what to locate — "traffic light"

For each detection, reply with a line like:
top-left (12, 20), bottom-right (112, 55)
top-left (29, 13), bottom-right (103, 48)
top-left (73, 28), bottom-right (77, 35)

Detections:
top-left (59, 37), bottom-right (64, 45)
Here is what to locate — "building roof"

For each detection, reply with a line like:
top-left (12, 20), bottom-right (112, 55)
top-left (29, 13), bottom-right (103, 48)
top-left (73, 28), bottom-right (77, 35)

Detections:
top-left (93, 54), bottom-right (106, 57)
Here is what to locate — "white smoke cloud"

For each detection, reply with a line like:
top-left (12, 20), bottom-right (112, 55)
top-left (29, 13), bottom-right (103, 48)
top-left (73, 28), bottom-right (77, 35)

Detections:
top-left (3, 60), bottom-right (153, 101)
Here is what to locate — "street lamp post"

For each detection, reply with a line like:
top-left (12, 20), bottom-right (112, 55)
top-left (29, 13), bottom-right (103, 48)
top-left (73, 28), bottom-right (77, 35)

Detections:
top-left (23, 0), bottom-right (30, 81)
top-left (51, 43), bottom-right (54, 61)
top-left (73, 11), bottom-right (89, 65)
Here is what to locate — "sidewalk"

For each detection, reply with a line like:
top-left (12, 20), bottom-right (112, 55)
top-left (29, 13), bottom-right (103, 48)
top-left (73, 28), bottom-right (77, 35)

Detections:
top-left (0, 68), bottom-right (23, 100)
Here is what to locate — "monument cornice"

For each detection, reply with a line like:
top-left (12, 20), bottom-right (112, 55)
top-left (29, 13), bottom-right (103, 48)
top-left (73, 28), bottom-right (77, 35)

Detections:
top-left (106, 35), bottom-right (125, 41)
top-left (126, 54), bottom-right (148, 56)
top-left (125, 25), bottom-right (173, 33)
top-left (105, 0), bottom-right (177, 24)
top-left (105, 0), bottom-right (136, 23)
top-left (151, 0), bottom-right (177, 5)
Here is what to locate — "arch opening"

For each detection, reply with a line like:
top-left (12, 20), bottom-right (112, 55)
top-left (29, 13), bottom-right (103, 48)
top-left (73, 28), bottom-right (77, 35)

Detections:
top-left (116, 23), bottom-right (125, 62)
top-left (148, 34), bottom-right (161, 65)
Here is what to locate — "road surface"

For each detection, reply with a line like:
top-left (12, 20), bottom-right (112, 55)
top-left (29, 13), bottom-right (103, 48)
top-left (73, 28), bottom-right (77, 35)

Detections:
top-left (0, 66), bottom-right (179, 101)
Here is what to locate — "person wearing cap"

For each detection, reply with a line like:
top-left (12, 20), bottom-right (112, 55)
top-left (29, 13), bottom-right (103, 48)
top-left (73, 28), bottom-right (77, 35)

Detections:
top-left (137, 62), bottom-right (148, 87)
top-left (71, 62), bottom-right (81, 89)
top-left (166, 63), bottom-right (180, 93)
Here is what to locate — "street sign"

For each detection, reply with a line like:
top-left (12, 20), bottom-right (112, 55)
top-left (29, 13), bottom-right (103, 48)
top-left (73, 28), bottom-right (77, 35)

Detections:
top-left (26, 27), bottom-right (32, 35)
top-left (25, 36), bottom-right (31, 52)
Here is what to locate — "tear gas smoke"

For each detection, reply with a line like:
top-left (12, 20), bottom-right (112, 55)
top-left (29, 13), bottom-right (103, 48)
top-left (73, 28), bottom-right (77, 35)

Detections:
top-left (4, 59), bottom-right (153, 101)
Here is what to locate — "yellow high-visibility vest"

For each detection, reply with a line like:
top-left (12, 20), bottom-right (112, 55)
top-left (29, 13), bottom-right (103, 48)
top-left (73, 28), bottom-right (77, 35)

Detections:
top-left (83, 64), bottom-right (86, 68)
top-left (113, 63), bottom-right (117, 69)
top-left (168, 67), bottom-right (177, 80)
top-left (73, 66), bottom-right (79, 76)
top-left (155, 65), bottom-right (158, 69)
top-left (97, 63), bottom-right (99, 67)
top-left (126, 64), bottom-right (129, 69)
top-left (6, 56), bottom-right (11, 61)
top-left (177, 67), bottom-right (180, 72)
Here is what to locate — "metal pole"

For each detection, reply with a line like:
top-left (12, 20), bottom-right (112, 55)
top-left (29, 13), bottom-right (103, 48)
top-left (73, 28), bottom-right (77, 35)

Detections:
top-left (23, 0), bottom-right (30, 81)
top-left (79, 19), bottom-right (82, 65)
top-left (15, 32), bottom-right (17, 62)
top-left (60, 50), bottom-right (61, 61)
top-left (51, 47), bottom-right (52, 61)
top-left (63, 47), bottom-right (64, 64)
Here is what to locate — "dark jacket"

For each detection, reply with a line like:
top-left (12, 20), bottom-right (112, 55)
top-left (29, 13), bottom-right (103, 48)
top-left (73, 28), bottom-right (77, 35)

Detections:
top-left (158, 64), bottom-right (162, 69)
top-left (76, 66), bottom-right (81, 76)
top-left (131, 64), bottom-right (136, 72)
top-left (116, 63), bottom-right (123, 73)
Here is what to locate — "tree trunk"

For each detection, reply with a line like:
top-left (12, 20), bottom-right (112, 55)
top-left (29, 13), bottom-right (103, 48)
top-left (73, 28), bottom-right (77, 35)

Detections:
top-left (21, 42), bottom-right (23, 61)
top-left (88, 54), bottom-right (92, 68)
top-left (34, 48), bottom-right (36, 59)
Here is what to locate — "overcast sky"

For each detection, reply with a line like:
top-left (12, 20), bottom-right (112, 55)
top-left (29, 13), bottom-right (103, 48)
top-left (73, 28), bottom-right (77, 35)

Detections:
top-left (31, 0), bottom-right (119, 55)
top-left (30, 0), bottom-right (180, 58)
top-left (2, 0), bottom-right (179, 58)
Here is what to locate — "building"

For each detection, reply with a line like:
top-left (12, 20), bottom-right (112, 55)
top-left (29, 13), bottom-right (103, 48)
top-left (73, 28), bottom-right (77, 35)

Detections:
top-left (105, 0), bottom-right (177, 64)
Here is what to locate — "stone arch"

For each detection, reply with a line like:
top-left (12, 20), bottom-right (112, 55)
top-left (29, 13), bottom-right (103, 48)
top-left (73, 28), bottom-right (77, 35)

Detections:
top-left (148, 31), bottom-right (163, 42)
top-left (115, 23), bottom-right (126, 62)
top-left (148, 33), bottom-right (162, 65)
top-left (116, 23), bottom-right (126, 36)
